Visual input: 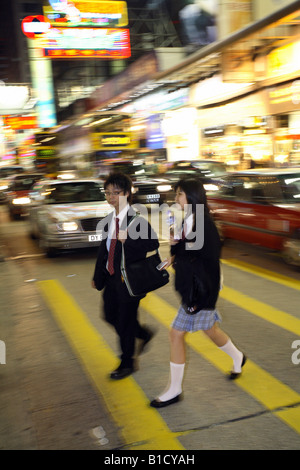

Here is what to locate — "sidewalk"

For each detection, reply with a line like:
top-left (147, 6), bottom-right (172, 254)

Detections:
top-left (0, 255), bottom-right (122, 450)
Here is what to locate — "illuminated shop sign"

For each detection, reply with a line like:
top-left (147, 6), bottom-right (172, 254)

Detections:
top-left (21, 15), bottom-right (51, 38)
top-left (92, 132), bottom-right (137, 149)
top-left (43, 1), bottom-right (128, 28)
top-left (267, 41), bottom-right (300, 78)
top-left (39, 27), bottom-right (131, 59)
top-left (4, 116), bottom-right (38, 130)
top-left (36, 148), bottom-right (56, 159)
top-left (146, 114), bottom-right (165, 150)
top-left (203, 126), bottom-right (225, 137)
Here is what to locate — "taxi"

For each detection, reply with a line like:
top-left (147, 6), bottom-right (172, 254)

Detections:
top-left (207, 168), bottom-right (300, 266)
top-left (28, 179), bottom-right (112, 256)
top-left (6, 173), bottom-right (44, 219)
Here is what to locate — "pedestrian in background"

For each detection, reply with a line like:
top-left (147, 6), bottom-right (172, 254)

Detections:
top-left (92, 173), bottom-right (158, 380)
top-left (150, 178), bottom-right (246, 408)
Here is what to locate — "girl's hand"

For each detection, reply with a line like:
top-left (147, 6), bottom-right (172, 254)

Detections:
top-left (170, 234), bottom-right (179, 246)
top-left (160, 256), bottom-right (175, 269)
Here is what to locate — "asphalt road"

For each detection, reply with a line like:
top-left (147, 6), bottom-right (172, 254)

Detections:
top-left (0, 206), bottom-right (300, 452)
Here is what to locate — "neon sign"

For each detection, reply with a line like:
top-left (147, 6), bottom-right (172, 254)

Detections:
top-left (4, 116), bottom-right (38, 130)
top-left (39, 28), bottom-right (131, 59)
top-left (21, 15), bottom-right (51, 38)
top-left (44, 1), bottom-right (128, 28)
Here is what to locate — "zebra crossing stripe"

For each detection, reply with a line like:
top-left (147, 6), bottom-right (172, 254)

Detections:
top-left (141, 293), bottom-right (300, 435)
top-left (38, 279), bottom-right (185, 451)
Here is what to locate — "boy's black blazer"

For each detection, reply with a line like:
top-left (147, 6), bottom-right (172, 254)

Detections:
top-left (93, 207), bottom-right (159, 292)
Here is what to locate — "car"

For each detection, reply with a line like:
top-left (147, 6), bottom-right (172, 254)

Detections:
top-left (207, 168), bottom-right (300, 266)
top-left (28, 178), bottom-right (112, 256)
top-left (163, 159), bottom-right (227, 189)
top-left (5, 173), bottom-right (45, 219)
top-left (132, 160), bottom-right (228, 208)
top-left (0, 166), bottom-right (26, 203)
top-left (0, 165), bottom-right (25, 178)
top-left (0, 178), bottom-right (10, 203)
top-left (96, 159), bottom-right (173, 207)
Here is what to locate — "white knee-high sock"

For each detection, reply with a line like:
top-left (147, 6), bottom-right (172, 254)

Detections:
top-left (158, 362), bottom-right (185, 402)
top-left (219, 339), bottom-right (243, 373)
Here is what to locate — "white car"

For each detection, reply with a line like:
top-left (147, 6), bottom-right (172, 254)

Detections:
top-left (28, 179), bottom-right (112, 256)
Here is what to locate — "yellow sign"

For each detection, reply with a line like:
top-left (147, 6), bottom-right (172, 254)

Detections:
top-left (267, 41), bottom-right (300, 78)
top-left (92, 132), bottom-right (137, 150)
top-left (43, 1), bottom-right (128, 28)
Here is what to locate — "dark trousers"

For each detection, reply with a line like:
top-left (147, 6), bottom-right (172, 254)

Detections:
top-left (103, 272), bottom-right (148, 368)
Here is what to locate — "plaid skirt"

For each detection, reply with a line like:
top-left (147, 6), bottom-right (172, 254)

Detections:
top-left (172, 305), bottom-right (222, 332)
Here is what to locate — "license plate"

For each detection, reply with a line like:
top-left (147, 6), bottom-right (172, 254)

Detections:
top-left (146, 194), bottom-right (160, 201)
top-left (88, 234), bottom-right (102, 242)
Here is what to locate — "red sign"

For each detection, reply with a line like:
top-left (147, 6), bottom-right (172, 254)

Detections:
top-left (41, 27), bottom-right (131, 59)
top-left (21, 15), bottom-right (51, 39)
top-left (4, 116), bottom-right (38, 130)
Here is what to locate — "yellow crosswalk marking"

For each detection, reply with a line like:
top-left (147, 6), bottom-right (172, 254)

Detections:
top-left (38, 279), bottom-right (185, 451)
top-left (222, 258), bottom-right (300, 291)
top-left (141, 293), bottom-right (300, 435)
top-left (220, 285), bottom-right (300, 336)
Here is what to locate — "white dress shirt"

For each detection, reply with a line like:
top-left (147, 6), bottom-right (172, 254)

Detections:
top-left (106, 203), bottom-right (130, 251)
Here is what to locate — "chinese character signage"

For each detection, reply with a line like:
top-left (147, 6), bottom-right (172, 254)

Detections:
top-left (39, 27), bottom-right (131, 59)
top-left (44, 1), bottom-right (128, 28)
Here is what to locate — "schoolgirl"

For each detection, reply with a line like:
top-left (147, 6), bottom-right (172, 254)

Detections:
top-left (150, 178), bottom-right (246, 408)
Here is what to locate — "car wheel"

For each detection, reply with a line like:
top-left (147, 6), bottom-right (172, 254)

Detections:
top-left (29, 220), bottom-right (39, 240)
top-left (45, 247), bottom-right (58, 258)
top-left (282, 237), bottom-right (299, 267)
top-left (39, 236), bottom-right (58, 258)
top-left (10, 210), bottom-right (20, 221)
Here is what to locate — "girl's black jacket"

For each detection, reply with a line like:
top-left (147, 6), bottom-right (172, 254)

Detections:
top-left (171, 213), bottom-right (221, 311)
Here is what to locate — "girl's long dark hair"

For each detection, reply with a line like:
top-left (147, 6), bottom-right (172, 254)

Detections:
top-left (174, 178), bottom-right (210, 229)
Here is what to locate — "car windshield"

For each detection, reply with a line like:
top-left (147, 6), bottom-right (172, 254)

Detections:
top-left (11, 176), bottom-right (42, 191)
top-left (0, 166), bottom-right (24, 177)
top-left (43, 182), bottom-right (106, 204)
top-left (107, 162), bottom-right (146, 176)
top-left (165, 163), bottom-right (227, 179)
top-left (192, 162), bottom-right (227, 177)
top-left (279, 173), bottom-right (300, 202)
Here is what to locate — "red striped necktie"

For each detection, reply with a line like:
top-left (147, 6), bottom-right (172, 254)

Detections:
top-left (107, 217), bottom-right (119, 275)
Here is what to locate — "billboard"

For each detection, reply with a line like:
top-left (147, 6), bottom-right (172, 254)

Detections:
top-left (253, 0), bottom-right (297, 21)
top-left (38, 27), bottom-right (131, 59)
top-left (43, 1), bottom-right (128, 28)
top-left (218, 0), bottom-right (252, 40)
top-left (146, 0), bottom-right (217, 50)
top-left (4, 116), bottom-right (38, 130)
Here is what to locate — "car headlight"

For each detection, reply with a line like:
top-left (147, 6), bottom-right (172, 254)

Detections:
top-left (203, 184), bottom-right (219, 192)
top-left (157, 184), bottom-right (172, 192)
top-left (0, 185), bottom-right (8, 191)
top-left (132, 186), bottom-right (139, 194)
top-left (12, 197), bottom-right (31, 205)
top-left (62, 221), bottom-right (79, 231)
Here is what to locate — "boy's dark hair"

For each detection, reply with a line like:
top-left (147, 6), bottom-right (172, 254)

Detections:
top-left (104, 172), bottom-right (133, 203)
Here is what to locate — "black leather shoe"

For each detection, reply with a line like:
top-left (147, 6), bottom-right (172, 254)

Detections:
top-left (229, 354), bottom-right (247, 380)
top-left (150, 395), bottom-right (181, 408)
top-left (137, 328), bottom-right (155, 355)
top-left (110, 367), bottom-right (134, 380)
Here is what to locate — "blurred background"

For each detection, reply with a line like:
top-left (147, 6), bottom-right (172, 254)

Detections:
top-left (1, 0), bottom-right (300, 451)
top-left (0, 0), bottom-right (300, 175)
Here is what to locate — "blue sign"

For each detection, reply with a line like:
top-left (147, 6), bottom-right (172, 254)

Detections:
top-left (146, 114), bottom-right (165, 150)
